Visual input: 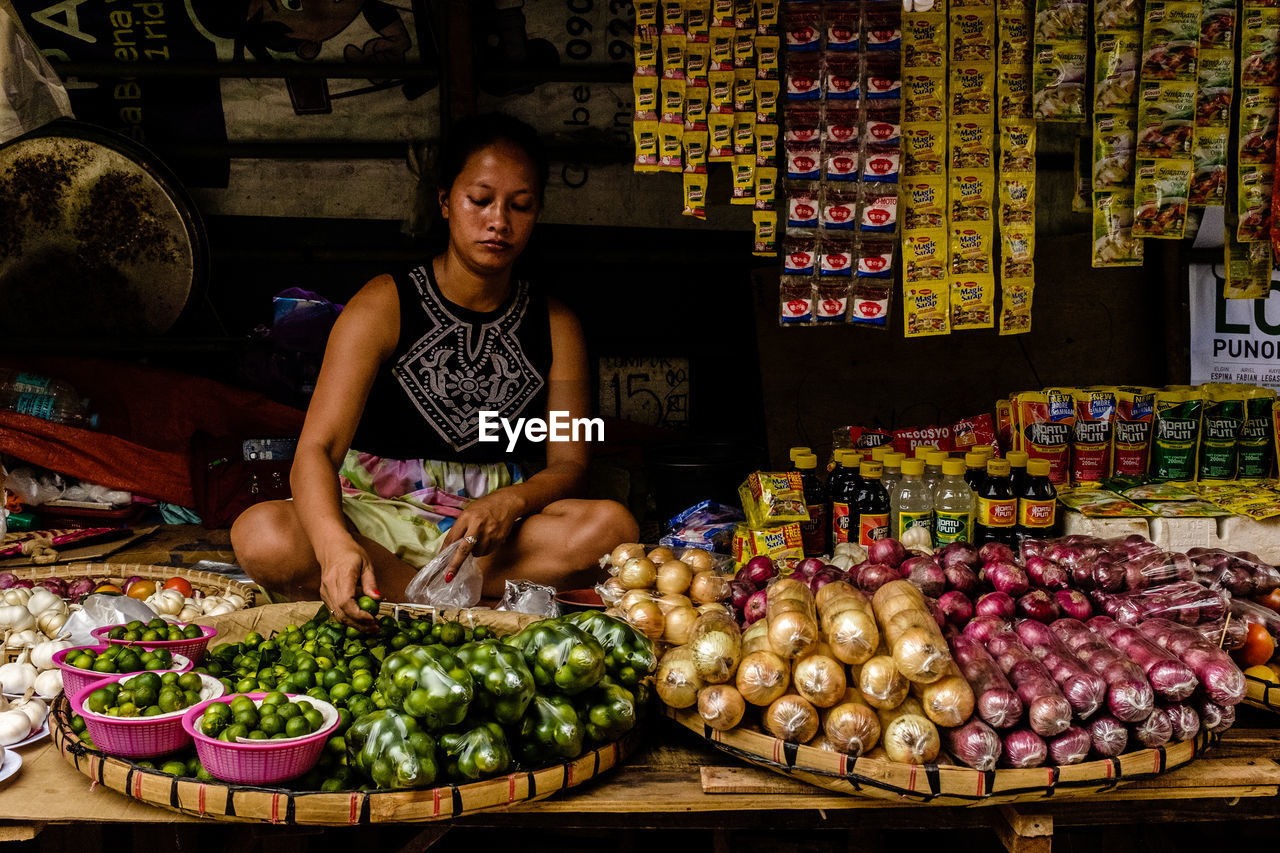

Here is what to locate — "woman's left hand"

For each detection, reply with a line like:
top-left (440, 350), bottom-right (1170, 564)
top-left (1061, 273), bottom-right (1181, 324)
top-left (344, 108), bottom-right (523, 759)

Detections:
top-left (441, 490), bottom-right (525, 581)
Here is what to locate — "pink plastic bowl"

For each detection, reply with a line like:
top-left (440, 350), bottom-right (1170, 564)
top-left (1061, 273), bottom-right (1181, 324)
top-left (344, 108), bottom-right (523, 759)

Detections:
top-left (54, 646), bottom-right (193, 701)
top-left (70, 672), bottom-right (225, 759)
top-left (91, 624), bottom-right (218, 664)
top-left (182, 693), bottom-right (340, 786)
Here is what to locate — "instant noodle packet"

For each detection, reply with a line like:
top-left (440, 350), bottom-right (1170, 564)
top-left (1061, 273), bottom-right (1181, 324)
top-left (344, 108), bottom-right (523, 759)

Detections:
top-left (1072, 389), bottom-right (1117, 483)
top-left (1014, 390), bottom-right (1074, 484)
top-left (1151, 389), bottom-right (1205, 481)
top-left (733, 521), bottom-right (805, 568)
top-left (1198, 387), bottom-right (1246, 480)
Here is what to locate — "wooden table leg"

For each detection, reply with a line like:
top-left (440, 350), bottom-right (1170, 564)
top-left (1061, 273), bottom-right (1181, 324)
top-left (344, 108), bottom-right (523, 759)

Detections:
top-left (994, 805), bottom-right (1053, 853)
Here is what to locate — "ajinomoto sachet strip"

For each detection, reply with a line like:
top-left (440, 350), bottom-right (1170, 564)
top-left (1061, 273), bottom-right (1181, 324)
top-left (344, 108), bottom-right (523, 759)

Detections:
top-left (904, 282), bottom-right (952, 337)
top-left (951, 275), bottom-right (996, 330)
top-left (1239, 387), bottom-right (1278, 478)
top-left (1072, 389), bottom-right (1117, 483)
top-left (1015, 391), bottom-right (1075, 484)
top-left (998, 279), bottom-right (1034, 335)
top-left (1198, 388), bottom-right (1246, 480)
top-left (1092, 189), bottom-right (1145, 267)
top-left (1151, 389), bottom-right (1206, 481)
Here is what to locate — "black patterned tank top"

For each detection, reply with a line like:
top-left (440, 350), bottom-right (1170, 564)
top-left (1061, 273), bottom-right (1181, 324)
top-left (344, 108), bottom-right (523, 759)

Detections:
top-left (351, 262), bottom-right (553, 463)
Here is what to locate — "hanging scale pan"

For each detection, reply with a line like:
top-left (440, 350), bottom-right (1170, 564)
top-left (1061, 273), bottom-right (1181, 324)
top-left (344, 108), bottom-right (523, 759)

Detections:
top-left (0, 118), bottom-right (208, 337)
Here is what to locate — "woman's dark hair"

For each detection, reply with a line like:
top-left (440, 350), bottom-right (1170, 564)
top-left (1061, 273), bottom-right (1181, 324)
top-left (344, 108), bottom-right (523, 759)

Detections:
top-left (438, 113), bottom-right (549, 204)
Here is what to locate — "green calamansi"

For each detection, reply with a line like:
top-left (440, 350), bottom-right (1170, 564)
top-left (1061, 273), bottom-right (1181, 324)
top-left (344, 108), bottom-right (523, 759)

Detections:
top-left (440, 722), bottom-right (511, 782)
top-left (561, 611), bottom-right (658, 688)
top-left (346, 710), bottom-right (438, 789)
top-left (455, 640), bottom-right (536, 725)
top-left (375, 644), bottom-right (474, 730)
top-left (508, 622), bottom-right (605, 696)
top-left (574, 677), bottom-right (638, 744)
top-left (514, 694), bottom-right (584, 765)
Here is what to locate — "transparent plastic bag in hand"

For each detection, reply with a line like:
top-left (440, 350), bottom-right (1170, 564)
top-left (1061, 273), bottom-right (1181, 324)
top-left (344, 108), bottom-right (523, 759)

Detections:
top-left (404, 539), bottom-right (482, 608)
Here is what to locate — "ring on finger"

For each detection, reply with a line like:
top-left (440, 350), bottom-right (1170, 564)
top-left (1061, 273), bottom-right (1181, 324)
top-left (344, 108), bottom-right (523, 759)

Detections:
top-left (464, 534), bottom-right (478, 545)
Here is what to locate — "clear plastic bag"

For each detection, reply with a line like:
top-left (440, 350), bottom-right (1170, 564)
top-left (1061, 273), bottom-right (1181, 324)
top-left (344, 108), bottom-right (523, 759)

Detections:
top-left (404, 539), bottom-right (482, 608)
top-left (63, 594), bottom-right (157, 645)
top-left (0, 7), bottom-right (74, 145)
top-left (1190, 547), bottom-right (1280, 597)
top-left (496, 580), bottom-right (559, 617)
top-left (1092, 581), bottom-right (1227, 626)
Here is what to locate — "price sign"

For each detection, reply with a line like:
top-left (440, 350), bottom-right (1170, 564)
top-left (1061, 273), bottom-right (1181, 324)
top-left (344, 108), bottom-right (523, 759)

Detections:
top-left (598, 357), bottom-right (689, 428)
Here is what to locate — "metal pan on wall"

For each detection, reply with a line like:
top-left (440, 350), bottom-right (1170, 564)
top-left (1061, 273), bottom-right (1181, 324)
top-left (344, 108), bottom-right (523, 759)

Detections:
top-left (0, 118), bottom-right (208, 337)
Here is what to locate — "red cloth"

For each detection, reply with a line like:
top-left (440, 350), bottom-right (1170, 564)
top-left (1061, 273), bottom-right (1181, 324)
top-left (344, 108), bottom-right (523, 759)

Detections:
top-left (0, 358), bottom-right (305, 507)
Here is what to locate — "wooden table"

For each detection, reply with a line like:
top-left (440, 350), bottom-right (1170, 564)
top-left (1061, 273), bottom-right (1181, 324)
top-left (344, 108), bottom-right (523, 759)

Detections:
top-left (3, 719), bottom-right (1280, 852)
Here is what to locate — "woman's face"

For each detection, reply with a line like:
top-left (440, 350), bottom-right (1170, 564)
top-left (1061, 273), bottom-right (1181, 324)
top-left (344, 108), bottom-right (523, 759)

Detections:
top-left (439, 141), bottom-right (541, 277)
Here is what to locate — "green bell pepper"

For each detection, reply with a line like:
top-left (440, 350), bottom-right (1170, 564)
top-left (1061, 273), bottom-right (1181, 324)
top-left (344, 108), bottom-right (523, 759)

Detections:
top-left (439, 721), bottom-right (512, 782)
top-left (574, 677), bottom-right (638, 744)
top-left (514, 694), bottom-right (584, 766)
top-left (375, 644), bottom-right (474, 729)
top-left (455, 640), bottom-right (536, 725)
top-left (508, 621), bottom-right (605, 696)
top-left (346, 710), bottom-right (438, 789)
top-left (561, 611), bottom-right (658, 688)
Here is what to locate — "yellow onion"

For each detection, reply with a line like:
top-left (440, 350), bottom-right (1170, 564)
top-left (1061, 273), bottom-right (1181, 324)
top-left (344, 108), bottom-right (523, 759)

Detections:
top-left (764, 694), bottom-right (819, 743)
top-left (736, 650), bottom-right (790, 706)
top-left (662, 606), bottom-right (699, 645)
top-left (914, 669), bottom-right (975, 728)
top-left (792, 653), bottom-right (847, 708)
top-left (619, 589), bottom-right (656, 612)
top-left (697, 684), bottom-right (746, 730)
top-left (656, 646), bottom-right (703, 708)
top-left (697, 603), bottom-right (729, 617)
top-left (892, 626), bottom-right (950, 684)
top-left (599, 576), bottom-right (627, 606)
top-left (681, 548), bottom-right (716, 572)
top-left (646, 546), bottom-right (677, 565)
top-left (654, 593), bottom-right (692, 613)
top-left (626, 599), bottom-right (665, 641)
top-left (858, 655), bottom-right (908, 709)
top-left (822, 694), bottom-right (881, 756)
top-left (656, 560), bottom-right (694, 595)
top-left (618, 558), bottom-right (658, 590)
top-left (688, 610), bottom-right (742, 684)
top-left (824, 608), bottom-right (879, 666)
top-left (609, 543), bottom-right (646, 566)
top-left (689, 571), bottom-right (731, 605)
top-left (767, 608), bottom-right (819, 659)
top-left (878, 699), bottom-right (941, 764)
top-left (741, 619), bottom-right (771, 655)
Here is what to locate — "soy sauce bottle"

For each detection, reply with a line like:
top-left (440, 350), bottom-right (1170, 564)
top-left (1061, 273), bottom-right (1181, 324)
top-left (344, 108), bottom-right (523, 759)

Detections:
top-left (794, 452), bottom-right (828, 557)
top-left (963, 451), bottom-right (987, 491)
top-left (1006, 450), bottom-right (1029, 496)
top-left (1016, 458), bottom-right (1058, 542)
top-left (854, 461), bottom-right (890, 545)
top-left (828, 451), bottom-right (862, 549)
top-left (974, 458), bottom-right (1017, 546)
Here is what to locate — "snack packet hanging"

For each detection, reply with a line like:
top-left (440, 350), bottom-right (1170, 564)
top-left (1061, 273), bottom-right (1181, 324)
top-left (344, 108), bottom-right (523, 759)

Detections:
top-left (1198, 388), bottom-right (1246, 480)
top-left (950, 275), bottom-right (996, 330)
top-left (1001, 122), bottom-right (1037, 172)
top-left (906, 13), bottom-right (947, 67)
top-left (1033, 43), bottom-right (1087, 121)
top-left (1093, 113), bottom-right (1137, 190)
top-left (822, 186), bottom-right (859, 231)
top-left (1239, 388), bottom-right (1278, 479)
top-left (815, 280), bottom-right (851, 323)
top-left (1190, 128), bottom-right (1228, 206)
top-left (818, 235), bottom-right (854, 276)
top-left (788, 184), bottom-right (820, 228)
top-left (1094, 32), bottom-right (1140, 113)
top-left (950, 223), bottom-right (994, 274)
top-left (1133, 159), bottom-right (1191, 240)
top-left (1072, 389), bottom-right (1117, 483)
top-left (753, 211), bottom-right (778, 256)
top-left (904, 69), bottom-right (947, 121)
top-left (783, 234), bottom-right (817, 275)
top-left (849, 281), bottom-right (892, 328)
top-left (904, 229), bottom-right (948, 281)
top-left (1000, 225), bottom-right (1035, 278)
top-left (952, 121), bottom-right (996, 169)
top-left (904, 179), bottom-right (947, 230)
top-left (904, 124), bottom-right (948, 176)
top-left (1237, 166), bottom-right (1274, 243)
top-left (739, 471), bottom-right (811, 526)
top-left (1151, 389), bottom-right (1205, 481)
top-left (1015, 391), bottom-right (1075, 484)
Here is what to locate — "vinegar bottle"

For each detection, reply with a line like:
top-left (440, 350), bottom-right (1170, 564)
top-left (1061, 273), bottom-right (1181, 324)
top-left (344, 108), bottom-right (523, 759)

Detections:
top-left (892, 458), bottom-right (934, 541)
top-left (974, 458), bottom-right (1017, 546)
top-left (924, 450), bottom-right (948, 495)
top-left (881, 452), bottom-right (905, 499)
top-left (934, 458), bottom-right (975, 546)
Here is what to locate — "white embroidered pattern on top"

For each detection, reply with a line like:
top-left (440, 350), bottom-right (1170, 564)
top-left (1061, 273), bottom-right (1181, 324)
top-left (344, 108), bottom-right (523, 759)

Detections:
top-left (394, 265), bottom-right (545, 452)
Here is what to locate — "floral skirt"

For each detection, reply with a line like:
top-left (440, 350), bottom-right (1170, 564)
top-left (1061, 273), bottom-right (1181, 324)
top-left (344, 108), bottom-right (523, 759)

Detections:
top-left (337, 450), bottom-right (521, 569)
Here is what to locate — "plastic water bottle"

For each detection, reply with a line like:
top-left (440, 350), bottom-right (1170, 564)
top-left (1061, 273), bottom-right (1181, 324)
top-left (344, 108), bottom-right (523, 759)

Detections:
top-left (0, 369), bottom-right (81, 399)
top-left (0, 370), bottom-right (97, 427)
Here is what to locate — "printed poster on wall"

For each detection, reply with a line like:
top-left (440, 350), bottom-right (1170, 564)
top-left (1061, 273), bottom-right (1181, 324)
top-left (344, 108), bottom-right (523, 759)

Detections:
top-left (1190, 263), bottom-right (1280, 389)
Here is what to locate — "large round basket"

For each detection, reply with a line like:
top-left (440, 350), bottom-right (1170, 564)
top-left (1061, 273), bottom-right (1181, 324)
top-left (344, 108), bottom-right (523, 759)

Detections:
top-left (50, 602), bottom-right (643, 824)
top-left (664, 705), bottom-right (1214, 806)
top-left (1244, 672), bottom-right (1280, 714)
top-left (10, 562), bottom-right (257, 607)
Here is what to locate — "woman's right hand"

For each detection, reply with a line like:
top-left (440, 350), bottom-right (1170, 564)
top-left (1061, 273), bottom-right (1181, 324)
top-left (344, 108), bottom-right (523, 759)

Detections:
top-left (318, 536), bottom-right (380, 629)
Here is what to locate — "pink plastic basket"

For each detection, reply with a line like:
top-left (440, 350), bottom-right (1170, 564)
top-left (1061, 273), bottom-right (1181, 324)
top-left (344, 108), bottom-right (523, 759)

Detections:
top-left (54, 646), bottom-right (193, 701)
top-left (91, 624), bottom-right (218, 664)
top-left (70, 672), bottom-right (225, 759)
top-left (182, 693), bottom-right (340, 785)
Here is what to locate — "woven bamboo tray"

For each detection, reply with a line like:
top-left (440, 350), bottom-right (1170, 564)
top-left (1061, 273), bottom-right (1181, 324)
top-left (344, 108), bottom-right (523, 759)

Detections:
top-left (51, 602), bottom-right (643, 824)
top-left (1244, 672), bottom-right (1280, 714)
top-left (664, 705), bottom-right (1214, 806)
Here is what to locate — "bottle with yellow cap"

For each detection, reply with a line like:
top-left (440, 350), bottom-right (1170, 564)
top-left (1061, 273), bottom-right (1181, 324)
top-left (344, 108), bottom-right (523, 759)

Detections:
top-left (913, 445), bottom-right (938, 460)
top-left (870, 446), bottom-right (890, 463)
top-left (881, 452), bottom-right (906, 498)
top-left (934, 458), bottom-right (974, 545)
top-left (854, 460), bottom-right (890, 545)
top-left (963, 451), bottom-right (987, 491)
top-left (924, 450), bottom-right (949, 494)
top-left (794, 452), bottom-right (828, 557)
top-left (1016, 458), bottom-right (1058, 541)
top-left (789, 446), bottom-right (813, 464)
top-left (892, 458), bottom-right (934, 541)
top-left (828, 451), bottom-right (862, 549)
top-left (1006, 449), bottom-right (1029, 496)
top-left (974, 458), bottom-right (1016, 546)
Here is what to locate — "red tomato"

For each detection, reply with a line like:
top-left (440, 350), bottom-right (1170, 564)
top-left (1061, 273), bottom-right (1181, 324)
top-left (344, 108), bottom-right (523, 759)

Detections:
top-left (1237, 622), bottom-right (1276, 668)
top-left (163, 577), bottom-right (193, 598)
top-left (1256, 588), bottom-right (1280, 613)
